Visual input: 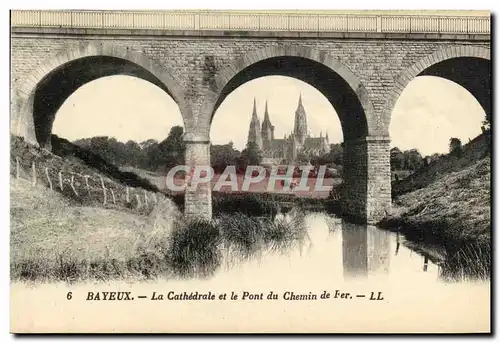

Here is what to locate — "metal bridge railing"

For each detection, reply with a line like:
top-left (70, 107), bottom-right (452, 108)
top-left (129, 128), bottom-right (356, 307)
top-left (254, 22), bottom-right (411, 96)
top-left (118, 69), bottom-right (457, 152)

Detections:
top-left (10, 10), bottom-right (491, 34)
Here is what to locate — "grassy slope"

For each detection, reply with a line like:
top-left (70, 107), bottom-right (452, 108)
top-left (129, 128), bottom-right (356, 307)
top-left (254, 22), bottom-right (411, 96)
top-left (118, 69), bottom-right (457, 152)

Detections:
top-left (11, 135), bottom-right (168, 215)
top-left (380, 156), bottom-right (491, 245)
top-left (381, 131), bottom-right (491, 246)
top-left (10, 177), bottom-right (180, 282)
top-left (392, 131), bottom-right (490, 198)
top-left (49, 135), bottom-right (160, 192)
top-left (10, 135), bottom-right (313, 282)
top-left (11, 176), bottom-right (309, 282)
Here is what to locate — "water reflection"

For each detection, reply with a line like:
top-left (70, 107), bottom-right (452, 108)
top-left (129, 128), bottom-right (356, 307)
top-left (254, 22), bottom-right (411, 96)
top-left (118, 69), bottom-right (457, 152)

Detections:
top-left (168, 211), bottom-right (488, 284)
top-left (395, 232), bottom-right (401, 256)
top-left (341, 221), bottom-right (391, 279)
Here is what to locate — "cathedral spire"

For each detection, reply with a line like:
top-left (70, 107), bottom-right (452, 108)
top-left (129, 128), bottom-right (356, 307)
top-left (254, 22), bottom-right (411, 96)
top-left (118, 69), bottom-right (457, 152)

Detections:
top-left (293, 94), bottom-right (308, 145)
top-left (248, 97), bottom-right (263, 149)
top-left (252, 97), bottom-right (258, 118)
top-left (263, 99), bottom-right (271, 124)
top-left (261, 99), bottom-right (274, 149)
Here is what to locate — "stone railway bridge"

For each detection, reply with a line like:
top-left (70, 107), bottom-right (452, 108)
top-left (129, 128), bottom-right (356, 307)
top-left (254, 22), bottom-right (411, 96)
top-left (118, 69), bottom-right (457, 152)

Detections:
top-left (10, 10), bottom-right (491, 223)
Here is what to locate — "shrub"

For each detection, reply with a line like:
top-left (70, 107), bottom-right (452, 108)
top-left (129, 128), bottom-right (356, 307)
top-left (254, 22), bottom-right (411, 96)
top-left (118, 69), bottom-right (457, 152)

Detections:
top-left (166, 218), bottom-right (222, 278)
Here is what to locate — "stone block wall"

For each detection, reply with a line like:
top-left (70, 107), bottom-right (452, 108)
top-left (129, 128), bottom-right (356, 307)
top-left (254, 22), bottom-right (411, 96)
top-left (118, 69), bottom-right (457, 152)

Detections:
top-left (341, 136), bottom-right (391, 224)
top-left (184, 141), bottom-right (212, 220)
top-left (365, 137), bottom-right (391, 224)
top-left (9, 29), bottom-right (490, 223)
top-left (342, 139), bottom-right (368, 222)
top-left (10, 32), bottom-right (491, 140)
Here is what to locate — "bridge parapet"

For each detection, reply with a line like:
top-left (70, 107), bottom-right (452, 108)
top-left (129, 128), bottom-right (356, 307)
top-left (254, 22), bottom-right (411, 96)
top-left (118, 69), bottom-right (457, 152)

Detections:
top-left (11, 10), bottom-right (490, 35)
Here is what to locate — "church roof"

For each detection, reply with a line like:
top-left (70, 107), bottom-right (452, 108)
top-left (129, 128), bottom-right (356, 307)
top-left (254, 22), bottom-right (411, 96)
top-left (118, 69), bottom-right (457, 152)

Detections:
top-left (304, 137), bottom-right (327, 149)
top-left (270, 138), bottom-right (290, 148)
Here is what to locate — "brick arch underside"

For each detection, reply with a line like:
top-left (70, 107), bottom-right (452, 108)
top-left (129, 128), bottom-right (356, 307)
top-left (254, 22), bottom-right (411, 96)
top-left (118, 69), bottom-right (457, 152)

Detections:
top-left (195, 46), bottom-right (378, 142)
top-left (12, 43), bottom-right (189, 149)
top-left (386, 45), bottom-right (491, 130)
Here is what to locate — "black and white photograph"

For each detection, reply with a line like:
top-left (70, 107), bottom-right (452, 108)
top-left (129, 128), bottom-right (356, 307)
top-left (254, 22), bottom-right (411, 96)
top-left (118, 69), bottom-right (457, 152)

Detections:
top-left (7, 7), bottom-right (492, 333)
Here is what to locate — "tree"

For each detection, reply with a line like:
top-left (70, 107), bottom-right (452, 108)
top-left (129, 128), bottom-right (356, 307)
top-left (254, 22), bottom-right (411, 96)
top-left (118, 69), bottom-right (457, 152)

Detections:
top-left (318, 143), bottom-right (342, 166)
top-left (211, 143), bottom-right (240, 174)
top-left (390, 147), bottom-right (405, 171)
top-left (483, 110), bottom-right (491, 127)
top-left (449, 137), bottom-right (462, 157)
top-left (296, 152), bottom-right (310, 164)
top-left (404, 149), bottom-right (424, 171)
top-left (89, 136), bottom-right (116, 164)
top-left (309, 154), bottom-right (321, 167)
top-left (124, 140), bottom-right (145, 167)
top-left (148, 126), bottom-right (185, 172)
top-left (238, 141), bottom-right (263, 172)
top-left (139, 139), bottom-right (159, 150)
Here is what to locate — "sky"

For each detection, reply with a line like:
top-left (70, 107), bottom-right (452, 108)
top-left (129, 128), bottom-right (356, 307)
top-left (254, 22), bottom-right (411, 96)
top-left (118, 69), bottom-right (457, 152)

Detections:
top-left (52, 74), bottom-right (485, 157)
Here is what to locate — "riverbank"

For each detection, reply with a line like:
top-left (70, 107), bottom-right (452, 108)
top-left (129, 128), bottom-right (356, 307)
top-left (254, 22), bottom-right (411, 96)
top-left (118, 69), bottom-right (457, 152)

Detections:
top-left (10, 177), bottom-right (309, 283)
top-left (380, 156), bottom-right (490, 242)
top-left (378, 156), bottom-right (490, 278)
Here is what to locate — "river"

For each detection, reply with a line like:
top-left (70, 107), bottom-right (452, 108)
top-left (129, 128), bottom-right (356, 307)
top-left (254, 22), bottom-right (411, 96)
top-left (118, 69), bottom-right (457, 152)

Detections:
top-left (10, 211), bottom-right (491, 333)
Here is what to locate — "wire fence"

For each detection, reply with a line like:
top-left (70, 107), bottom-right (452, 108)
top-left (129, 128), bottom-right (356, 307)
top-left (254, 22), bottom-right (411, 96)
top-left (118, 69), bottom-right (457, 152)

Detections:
top-left (11, 154), bottom-right (168, 214)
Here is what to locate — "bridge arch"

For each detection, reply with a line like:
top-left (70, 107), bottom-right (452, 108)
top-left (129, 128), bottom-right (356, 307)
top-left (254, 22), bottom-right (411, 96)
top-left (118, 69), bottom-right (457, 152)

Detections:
top-left (193, 45), bottom-right (377, 141)
top-left (385, 45), bottom-right (491, 131)
top-left (185, 45), bottom-right (390, 224)
top-left (11, 41), bottom-right (191, 149)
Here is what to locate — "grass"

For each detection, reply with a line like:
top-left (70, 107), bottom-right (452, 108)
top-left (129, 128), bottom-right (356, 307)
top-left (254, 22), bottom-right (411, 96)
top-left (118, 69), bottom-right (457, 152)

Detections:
top-left (168, 190), bottom-right (341, 217)
top-left (165, 218), bottom-right (222, 279)
top-left (10, 177), bottom-right (180, 283)
top-left (213, 192), bottom-right (280, 217)
top-left (164, 210), bottom-right (310, 278)
top-left (439, 242), bottom-right (491, 282)
top-left (392, 131), bottom-right (490, 198)
top-left (11, 134), bottom-right (167, 216)
top-left (11, 177), bottom-right (310, 283)
top-left (217, 211), bottom-right (309, 259)
top-left (378, 157), bottom-right (491, 281)
top-left (380, 157), bottom-right (490, 241)
top-left (49, 134), bottom-right (160, 192)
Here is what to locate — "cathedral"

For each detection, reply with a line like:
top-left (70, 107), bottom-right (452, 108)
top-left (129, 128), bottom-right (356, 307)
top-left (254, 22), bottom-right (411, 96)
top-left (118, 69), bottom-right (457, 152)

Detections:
top-left (247, 95), bottom-right (331, 163)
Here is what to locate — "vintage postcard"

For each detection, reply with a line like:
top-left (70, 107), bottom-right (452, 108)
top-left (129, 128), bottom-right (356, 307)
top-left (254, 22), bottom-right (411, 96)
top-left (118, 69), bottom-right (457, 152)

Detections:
top-left (9, 8), bottom-right (491, 333)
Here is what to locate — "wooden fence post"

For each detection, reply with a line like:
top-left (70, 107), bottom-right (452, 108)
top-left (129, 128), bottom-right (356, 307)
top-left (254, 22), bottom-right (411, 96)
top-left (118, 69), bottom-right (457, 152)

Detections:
top-left (110, 188), bottom-right (116, 205)
top-left (126, 187), bottom-right (130, 203)
top-left (32, 161), bottom-right (36, 186)
top-left (70, 174), bottom-right (78, 196)
top-left (84, 176), bottom-right (91, 196)
top-left (45, 167), bottom-right (53, 190)
top-left (100, 176), bottom-right (107, 205)
top-left (143, 190), bottom-right (148, 207)
top-left (152, 193), bottom-right (157, 204)
top-left (58, 171), bottom-right (64, 191)
top-left (15, 157), bottom-right (20, 179)
top-left (135, 194), bottom-right (141, 208)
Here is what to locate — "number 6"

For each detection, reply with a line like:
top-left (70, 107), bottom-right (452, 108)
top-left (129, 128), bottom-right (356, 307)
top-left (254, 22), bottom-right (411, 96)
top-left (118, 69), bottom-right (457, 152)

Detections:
top-left (67, 292), bottom-right (72, 300)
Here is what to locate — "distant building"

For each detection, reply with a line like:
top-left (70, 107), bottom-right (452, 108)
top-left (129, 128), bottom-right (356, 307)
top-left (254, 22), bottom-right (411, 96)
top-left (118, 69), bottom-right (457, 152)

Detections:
top-left (247, 95), bottom-right (331, 163)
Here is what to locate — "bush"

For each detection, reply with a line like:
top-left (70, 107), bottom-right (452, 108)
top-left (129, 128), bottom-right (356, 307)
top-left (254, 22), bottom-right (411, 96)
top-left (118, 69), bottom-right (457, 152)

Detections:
top-left (166, 218), bottom-right (222, 278)
top-left (212, 192), bottom-right (279, 217)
